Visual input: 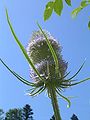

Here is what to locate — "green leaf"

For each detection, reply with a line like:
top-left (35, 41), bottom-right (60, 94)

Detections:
top-left (88, 20), bottom-right (90, 30)
top-left (81, 0), bottom-right (90, 7)
top-left (54, 0), bottom-right (63, 16)
top-left (72, 7), bottom-right (82, 18)
top-left (44, 1), bottom-right (54, 21)
top-left (65, 0), bottom-right (71, 6)
top-left (81, 1), bottom-right (88, 7)
top-left (5, 9), bottom-right (44, 82)
top-left (72, 0), bottom-right (90, 18)
top-left (37, 23), bottom-right (60, 76)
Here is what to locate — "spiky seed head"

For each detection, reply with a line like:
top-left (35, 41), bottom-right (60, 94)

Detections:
top-left (27, 30), bottom-right (68, 85)
top-left (30, 59), bottom-right (67, 82)
top-left (27, 30), bottom-right (62, 64)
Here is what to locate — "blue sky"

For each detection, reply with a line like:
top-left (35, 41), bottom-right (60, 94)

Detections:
top-left (0, 0), bottom-right (90, 119)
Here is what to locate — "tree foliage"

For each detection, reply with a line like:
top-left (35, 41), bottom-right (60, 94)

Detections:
top-left (50, 114), bottom-right (79, 120)
top-left (0, 106), bottom-right (79, 120)
top-left (0, 109), bottom-right (4, 120)
top-left (22, 104), bottom-right (34, 120)
top-left (44, 0), bottom-right (70, 21)
top-left (5, 108), bottom-right (22, 120)
top-left (2, 104), bottom-right (34, 120)
top-left (71, 114), bottom-right (79, 120)
top-left (72, 0), bottom-right (90, 29)
top-left (44, 0), bottom-right (90, 29)
top-left (50, 115), bottom-right (55, 120)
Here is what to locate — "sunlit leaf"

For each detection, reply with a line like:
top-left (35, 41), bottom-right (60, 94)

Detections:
top-left (65, 0), bottom-right (71, 6)
top-left (81, 1), bottom-right (88, 7)
top-left (81, 0), bottom-right (90, 7)
top-left (54, 0), bottom-right (63, 16)
top-left (72, 0), bottom-right (90, 18)
top-left (88, 20), bottom-right (90, 30)
top-left (44, 1), bottom-right (54, 21)
top-left (72, 7), bottom-right (82, 18)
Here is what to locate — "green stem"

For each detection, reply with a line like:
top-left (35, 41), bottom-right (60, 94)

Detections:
top-left (49, 86), bottom-right (62, 120)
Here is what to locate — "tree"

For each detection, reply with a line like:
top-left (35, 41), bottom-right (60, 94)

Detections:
top-left (50, 115), bottom-right (55, 120)
top-left (1, 104), bottom-right (34, 120)
top-left (71, 114), bottom-right (79, 120)
top-left (5, 108), bottom-right (22, 120)
top-left (22, 104), bottom-right (34, 120)
top-left (0, 109), bottom-right (4, 120)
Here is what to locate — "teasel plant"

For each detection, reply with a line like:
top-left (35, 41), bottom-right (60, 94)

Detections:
top-left (0, 9), bottom-right (90, 120)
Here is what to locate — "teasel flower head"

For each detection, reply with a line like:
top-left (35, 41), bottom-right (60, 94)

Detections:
top-left (1, 11), bottom-right (90, 109)
top-left (27, 30), bottom-right (68, 82)
top-left (27, 30), bottom-right (62, 64)
top-left (26, 29), bottom-right (89, 105)
top-left (26, 30), bottom-right (73, 100)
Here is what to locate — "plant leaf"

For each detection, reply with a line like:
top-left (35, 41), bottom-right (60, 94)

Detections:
top-left (81, 1), bottom-right (88, 7)
top-left (54, 0), bottom-right (63, 16)
top-left (44, 1), bottom-right (54, 21)
top-left (5, 9), bottom-right (44, 82)
top-left (72, 0), bottom-right (90, 18)
top-left (88, 20), bottom-right (90, 30)
top-left (81, 0), bottom-right (90, 7)
top-left (72, 7), bottom-right (82, 18)
top-left (65, 0), bottom-right (71, 6)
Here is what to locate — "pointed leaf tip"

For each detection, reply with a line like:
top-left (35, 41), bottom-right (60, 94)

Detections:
top-left (88, 21), bottom-right (90, 30)
top-left (54, 0), bottom-right (63, 16)
top-left (65, 0), bottom-right (71, 6)
top-left (44, 1), bottom-right (54, 21)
